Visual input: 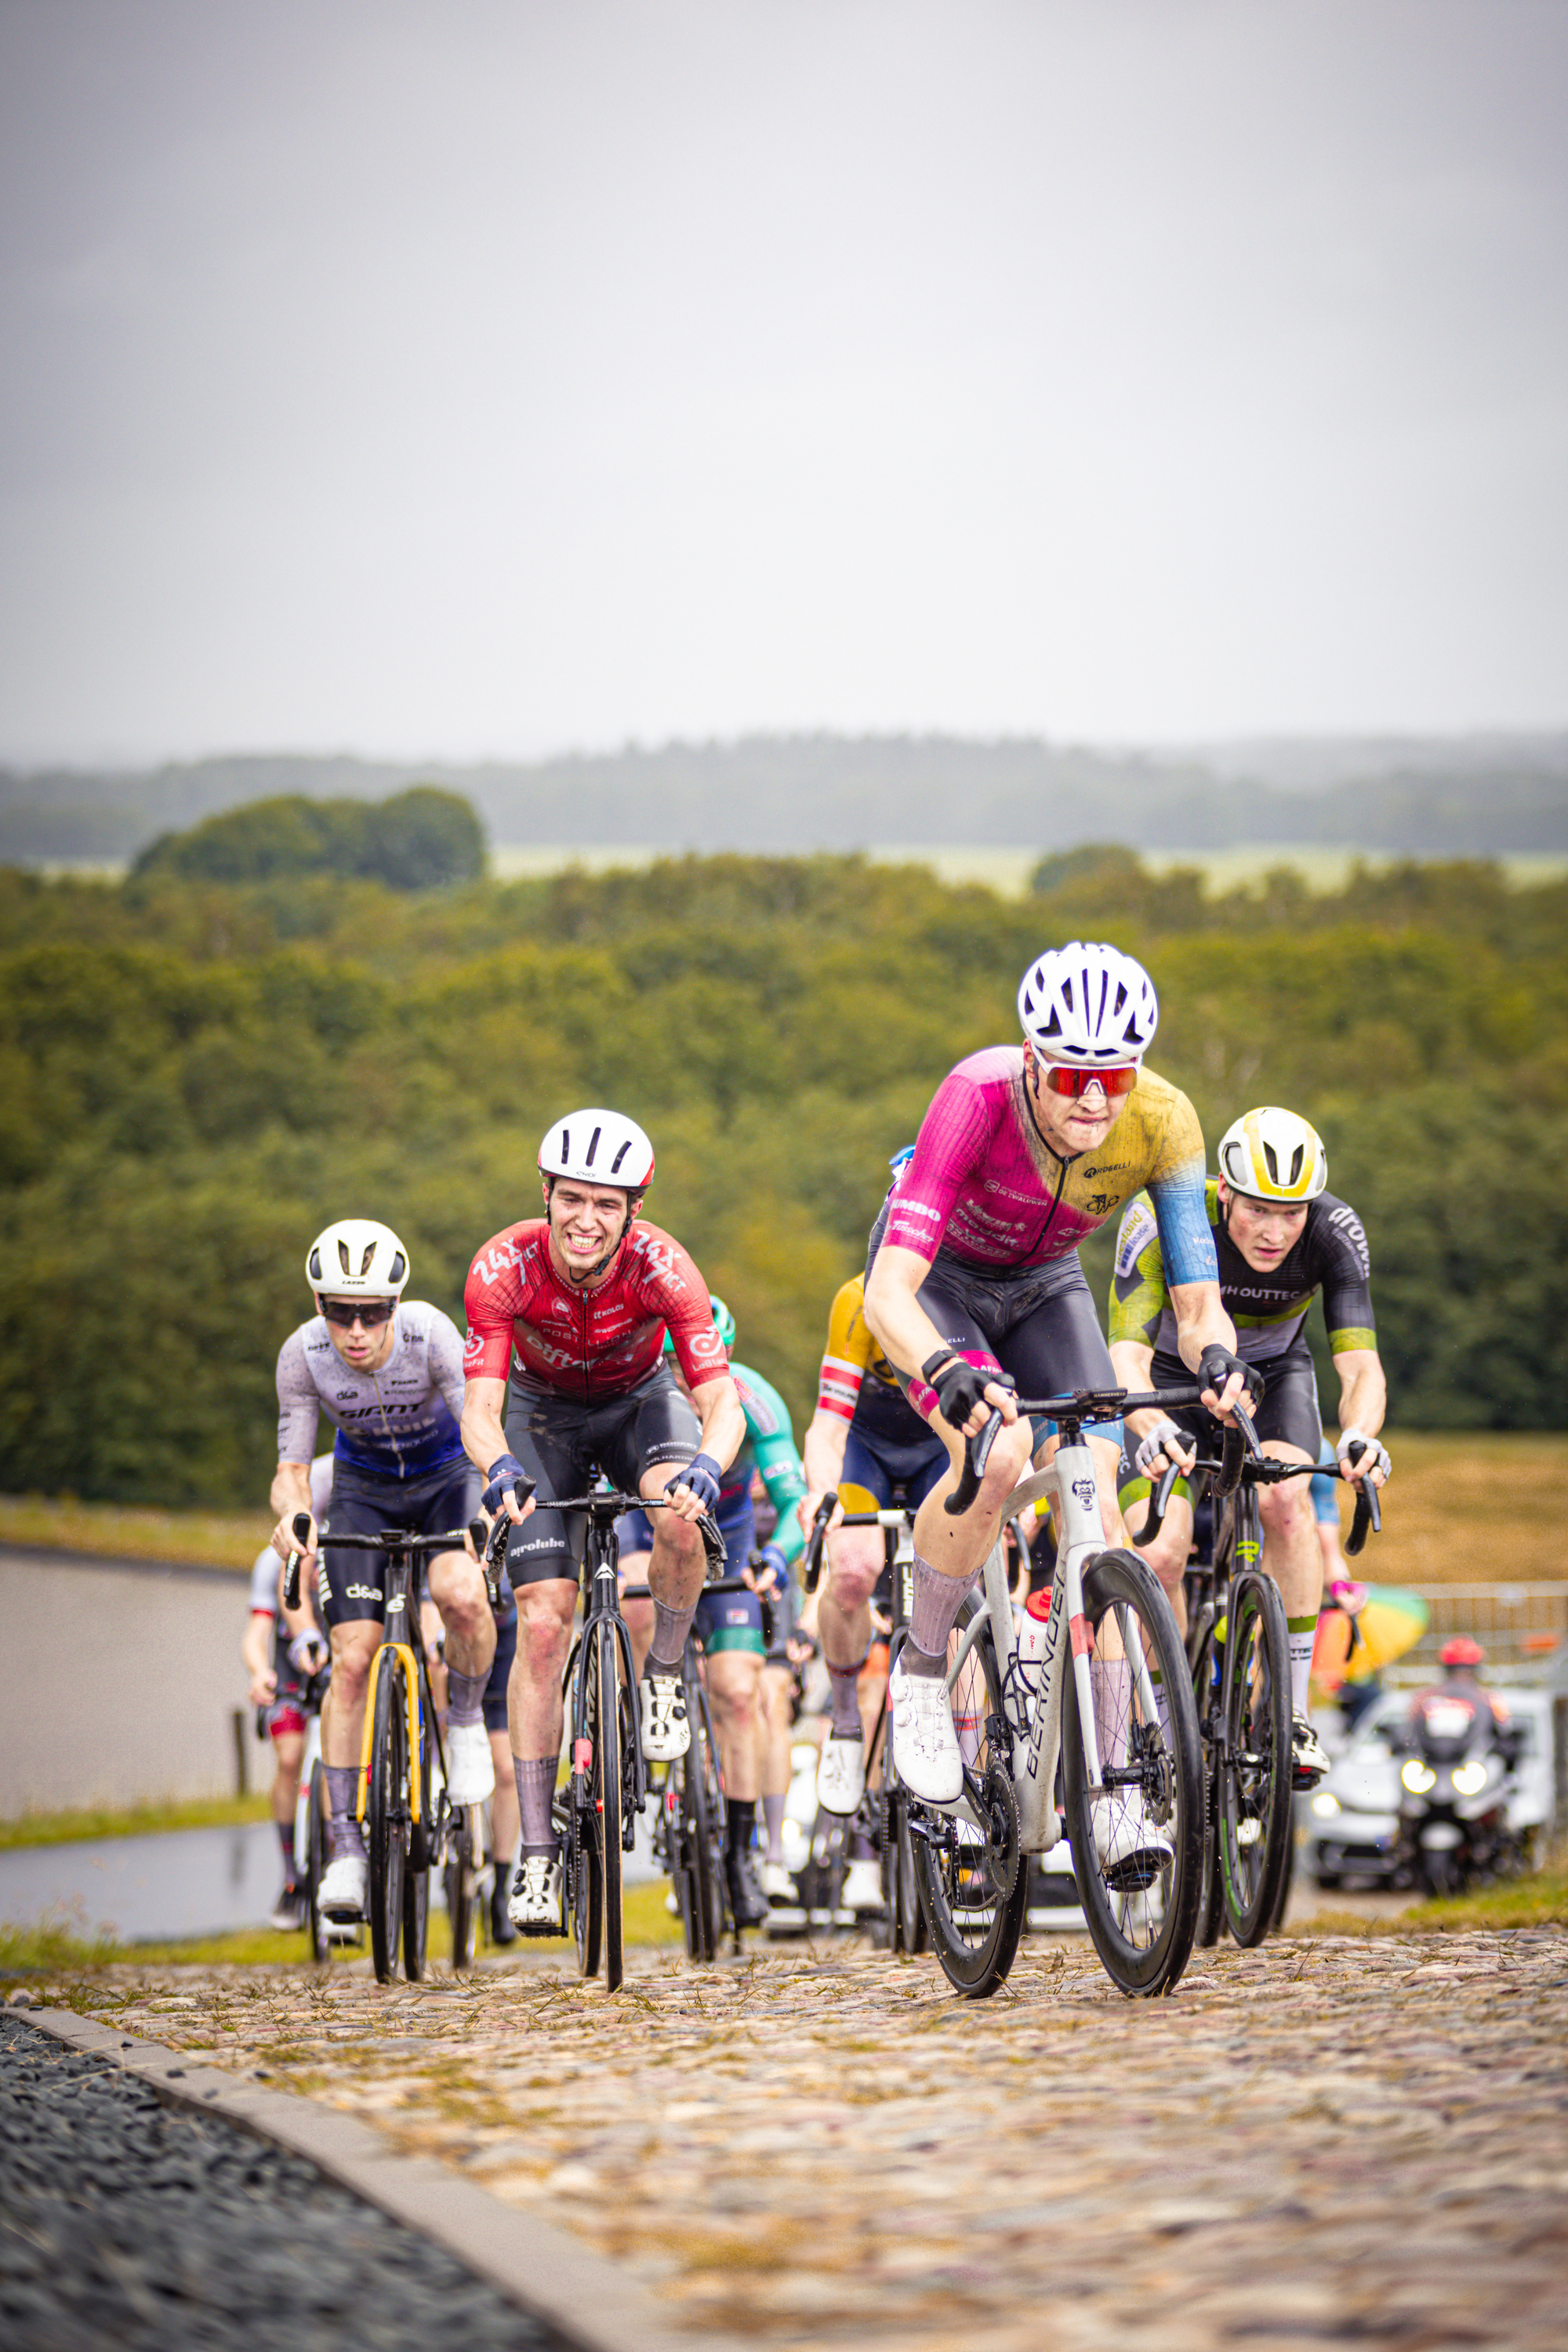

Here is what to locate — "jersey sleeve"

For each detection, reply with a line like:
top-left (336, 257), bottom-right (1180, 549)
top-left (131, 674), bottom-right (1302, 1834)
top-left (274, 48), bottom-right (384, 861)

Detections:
top-left (1143, 1088), bottom-right (1217, 1288)
top-left (737, 1367), bottom-right (808, 1564)
top-left (656, 1240), bottom-right (732, 1391)
top-left (1316, 1200), bottom-right (1377, 1355)
top-left (462, 1229), bottom-right (523, 1383)
top-left (426, 1307), bottom-right (469, 1422)
top-left (817, 1279), bottom-right (869, 1422)
top-left (881, 1067), bottom-right (993, 1262)
top-left (1109, 1192), bottom-right (1167, 1349)
top-left (275, 1329), bottom-right (321, 1465)
top-left (249, 1544), bottom-right (282, 1613)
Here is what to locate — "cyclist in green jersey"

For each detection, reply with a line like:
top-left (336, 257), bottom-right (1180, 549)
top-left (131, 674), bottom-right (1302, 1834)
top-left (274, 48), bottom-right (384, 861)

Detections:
top-left (1110, 1105), bottom-right (1390, 1786)
top-left (619, 1297), bottom-right (808, 1928)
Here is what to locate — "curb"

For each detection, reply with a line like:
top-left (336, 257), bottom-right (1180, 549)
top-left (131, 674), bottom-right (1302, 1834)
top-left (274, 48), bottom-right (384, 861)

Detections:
top-left (23, 2005), bottom-right (720, 2352)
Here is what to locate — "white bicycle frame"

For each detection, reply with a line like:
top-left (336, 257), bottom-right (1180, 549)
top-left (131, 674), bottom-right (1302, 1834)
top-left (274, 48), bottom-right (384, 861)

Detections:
top-left (938, 1422), bottom-right (1162, 1855)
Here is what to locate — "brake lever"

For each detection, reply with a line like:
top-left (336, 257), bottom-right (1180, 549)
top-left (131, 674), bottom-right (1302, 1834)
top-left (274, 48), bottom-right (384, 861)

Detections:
top-left (803, 1491), bottom-right (838, 1595)
top-left (1344, 1439), bottom-right (1382, 1557)
top-left (283, 1510), bottom-right (313, 1613)
top-left (1130, 1461), bottom-right (1179, 1548)
top-left (945, 1409), bottom-right (1003, 1515)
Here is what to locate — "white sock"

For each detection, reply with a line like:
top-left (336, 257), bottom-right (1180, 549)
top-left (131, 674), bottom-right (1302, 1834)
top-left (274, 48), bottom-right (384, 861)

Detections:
top-left (1287, 1621), bottom-right (1316, 1717)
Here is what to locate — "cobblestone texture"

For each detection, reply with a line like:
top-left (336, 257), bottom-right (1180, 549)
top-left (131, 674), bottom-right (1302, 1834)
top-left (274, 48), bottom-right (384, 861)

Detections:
top-left (24, 1929), bottom-right (1568, 2351)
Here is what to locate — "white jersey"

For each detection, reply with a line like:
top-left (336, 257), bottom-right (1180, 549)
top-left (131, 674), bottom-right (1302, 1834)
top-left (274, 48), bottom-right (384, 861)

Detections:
top-left (275, 1304), bottom-right (467, 1483)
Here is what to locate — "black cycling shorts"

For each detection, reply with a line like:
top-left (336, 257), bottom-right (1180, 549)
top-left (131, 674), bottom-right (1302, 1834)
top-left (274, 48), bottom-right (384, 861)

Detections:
top-left (866, 1203), bottom-right (1118, 1444)
top-left (317, 1456), bottom-right (480, 1630)
top-left (503, 1365), bottom-right (701, 1588)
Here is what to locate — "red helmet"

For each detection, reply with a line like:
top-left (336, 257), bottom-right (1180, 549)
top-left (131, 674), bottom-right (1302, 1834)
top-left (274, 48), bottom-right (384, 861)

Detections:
top-left (1439, 1635), bottom-right (1484, 1669)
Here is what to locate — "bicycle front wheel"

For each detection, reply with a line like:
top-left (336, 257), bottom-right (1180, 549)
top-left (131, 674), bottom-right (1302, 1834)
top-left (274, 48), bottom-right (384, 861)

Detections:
top-left (366, 1654), bottom-right (408, 1984)
top-left (1062, 1549), bottom-right (1204, 1997)
top-left (884, 1788), bottom-right (928, 1957)
top-left (306, 1759), bottom-right (334, 1965)
top-left (592, 1619), bottom-right (626, 1991)
top-left (1218, 1568), bottom-right (1293, 1946)
top-left (910, 1621), bottom-right (1027, 1998)
top-left (1189, 1621), bottom-right (1225, 1950)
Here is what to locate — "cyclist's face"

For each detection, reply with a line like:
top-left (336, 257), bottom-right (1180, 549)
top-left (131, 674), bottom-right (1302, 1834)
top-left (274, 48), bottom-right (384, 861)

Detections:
top-left (1022, 1043), bottom-right (1127, 1155)
top-left (1220, 1181), bottom-right (1310, 1270)
top-left (321, 1299), bottom-right (397, 1370)
top-left (546, 1178), bottom-right (636, 1279)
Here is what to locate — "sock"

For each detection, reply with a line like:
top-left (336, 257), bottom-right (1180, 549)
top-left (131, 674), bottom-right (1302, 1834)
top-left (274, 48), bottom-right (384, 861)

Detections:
top-left (850, 1830), bottom-right (877, 1862)
top-left (275, 1818), bottom-right (296, 1882)
top-left (323, 1765), bottom-right (365, 1862)
top-left (762, 1793), bottom-right (786, 1865)
top-left (513, 1754), bottom-right (560, 1853)
top-left (445, 1666), bottom-right (487, 1729)
top-left (1287, 1619), bottom-right (1317, 1718)
top-left (905, 1553), bottom-right (977, 1678)
top-left (727, 1796), bottom-right (756, 1857)
top-left (647, 1595), bottom-right (697, 1675)
top-left (826, 1650), bottom-right (869, 1737)
top-left (1090, 1658), bottom-right (1134, 1769)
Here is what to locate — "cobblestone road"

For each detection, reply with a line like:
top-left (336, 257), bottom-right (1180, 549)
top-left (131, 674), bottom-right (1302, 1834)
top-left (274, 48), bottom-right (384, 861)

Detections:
top-left (28, 1928), bottom-right (1568, 2351)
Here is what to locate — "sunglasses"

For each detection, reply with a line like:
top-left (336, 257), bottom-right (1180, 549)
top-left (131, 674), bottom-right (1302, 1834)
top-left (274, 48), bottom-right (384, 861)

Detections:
top-left (320, 1297), bottom-right (395, 1329)
top-left (1035, 1059), bottom-right (1139, 1099)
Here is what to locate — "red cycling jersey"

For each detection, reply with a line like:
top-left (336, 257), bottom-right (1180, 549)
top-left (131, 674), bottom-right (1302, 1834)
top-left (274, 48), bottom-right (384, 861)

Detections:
top-left (462, 1218), bottom-right (729, 1403)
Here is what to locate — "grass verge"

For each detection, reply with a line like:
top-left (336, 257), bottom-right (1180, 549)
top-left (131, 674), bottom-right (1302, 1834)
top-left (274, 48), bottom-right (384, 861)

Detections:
top-left (0, 1794), bottom-right (274, 1849)
top-left (0, 1492), bottom-right (266, 1571)
top-left (1286, 1864), bottom-right (1568, 1938)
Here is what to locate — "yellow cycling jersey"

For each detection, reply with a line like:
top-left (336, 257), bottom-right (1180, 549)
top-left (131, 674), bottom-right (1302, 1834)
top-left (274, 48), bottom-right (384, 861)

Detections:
top-left (817, 1274), bottom-right (902, 1423)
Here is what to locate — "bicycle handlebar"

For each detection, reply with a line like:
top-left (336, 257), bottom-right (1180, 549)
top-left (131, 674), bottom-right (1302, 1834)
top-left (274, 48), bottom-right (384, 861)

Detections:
top-left (942, 1382), bottom-right (1211, 1519)
top-left (1343, 1439), bottom-right (1382, 1555)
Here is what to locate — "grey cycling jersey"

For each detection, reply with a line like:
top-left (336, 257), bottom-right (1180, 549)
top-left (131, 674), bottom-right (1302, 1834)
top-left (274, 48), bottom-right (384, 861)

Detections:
top-left (275, 1302), bottom-right (468, 1480)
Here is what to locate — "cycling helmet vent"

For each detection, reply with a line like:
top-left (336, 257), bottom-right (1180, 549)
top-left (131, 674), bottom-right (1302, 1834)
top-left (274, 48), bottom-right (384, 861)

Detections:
top-left (1218, 1108), bottom-right (1327, 1203)
top-left (1017, 942), bottom-right (1158, 1065)
top-left (305, 1218), bottom-right (411, 1301)
top-left (539, 1108), bottom-right (656, 1190)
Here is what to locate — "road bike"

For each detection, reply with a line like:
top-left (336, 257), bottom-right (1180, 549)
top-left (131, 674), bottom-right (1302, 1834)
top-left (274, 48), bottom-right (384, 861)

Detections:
top-left (477, 1481), bottom-right (725, 1993)
top-left (1135, 1419), bottom-right (1382, 1947)
top-left (902, 1385), bottom-right (1207, 1999)
top-left (285, 1515), bottom-right (470, 1984)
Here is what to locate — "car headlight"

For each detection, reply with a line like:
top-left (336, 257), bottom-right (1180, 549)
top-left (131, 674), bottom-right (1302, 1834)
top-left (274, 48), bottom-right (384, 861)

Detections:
top-left (1451, 1759), bottom-right (1489, 1796)
top-left (1310, 1791), bottom-right (1341, 1819)
top-left (1401, 1759), bottom-right (1438, 1795)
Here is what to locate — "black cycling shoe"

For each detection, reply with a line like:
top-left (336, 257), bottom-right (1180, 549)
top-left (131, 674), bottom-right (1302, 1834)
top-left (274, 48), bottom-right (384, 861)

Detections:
top-left (488, 1876), bottom-right (518, 1947)
top-left (726, 1847), bottom-right (769, 1930)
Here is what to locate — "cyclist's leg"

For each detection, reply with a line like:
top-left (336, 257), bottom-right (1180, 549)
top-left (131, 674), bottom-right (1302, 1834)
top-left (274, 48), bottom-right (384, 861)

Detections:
top-left (499, 1399), bottom-right (587, 1923)
top-left (697, 1576), bottom-right (769, 1926)
top-left (418, 1457), bottom-right (497, 1805)
top-left (613, 1373), bottom-right (708, 1748)
top-left (615, 1506), bottom-right (657, 1680)
top-left (314, 1479), bottom-right (393, 1895)
top-left (1118, 1348), bottom-right (1209, 1635)
top-left (817, 1436), bottom-right (891, 1795)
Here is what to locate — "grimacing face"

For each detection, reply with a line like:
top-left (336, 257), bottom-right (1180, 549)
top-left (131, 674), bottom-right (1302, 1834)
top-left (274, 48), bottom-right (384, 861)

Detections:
top-left (1021, 1039), bottom-right (1131, 1158)
top-left (543, 1176), bottom-right (641, 1281)
top-left (1218, 1178), bottom-right (1310, 1272)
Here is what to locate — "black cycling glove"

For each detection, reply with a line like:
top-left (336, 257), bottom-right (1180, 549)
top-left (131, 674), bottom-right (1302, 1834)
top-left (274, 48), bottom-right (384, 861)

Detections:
top-left (923, 1352), bottom-right (1009, 1428)
top-left (483, 1452), bottom-right (528, 1514)
top-left (1198, 1345), bottom-right (1262, 1405)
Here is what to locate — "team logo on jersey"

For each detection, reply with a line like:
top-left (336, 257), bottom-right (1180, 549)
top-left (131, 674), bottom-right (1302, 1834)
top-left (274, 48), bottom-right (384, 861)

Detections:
top-left (472, 1243), bottom-right (520, 1287)
top-left (1115, 1201), bottom-right (1159, 1281)
top-left (1327, 1203), bottom-right (1370, 1276)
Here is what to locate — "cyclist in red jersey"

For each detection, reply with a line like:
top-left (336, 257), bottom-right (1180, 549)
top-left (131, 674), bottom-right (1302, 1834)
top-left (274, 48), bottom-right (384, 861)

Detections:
top-left (864, 944), bottom-right (1254, 1867)
top-left (461, 1108), bottom-right (745, 1932)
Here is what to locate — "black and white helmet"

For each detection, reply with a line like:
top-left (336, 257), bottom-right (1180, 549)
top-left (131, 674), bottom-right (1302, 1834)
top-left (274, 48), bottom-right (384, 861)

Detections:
top-left (1017, 942), bottom-right (1159, 1065)
top-left (537, 1109), bottom-right (655, 1190)
top-left (305, 1218), bottom-right (410, 1299)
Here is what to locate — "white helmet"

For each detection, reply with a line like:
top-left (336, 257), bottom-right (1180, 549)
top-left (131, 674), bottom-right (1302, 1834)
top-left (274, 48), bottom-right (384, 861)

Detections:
top-left (537, 1108), bottom-right (655, 1190)
top-left (305, 1218), bottom-right (410, 1298)
top-left (1217, 1108), bottom-right (1327, 1203)
top-left (1018, 942), bottom-right (1159, 1065)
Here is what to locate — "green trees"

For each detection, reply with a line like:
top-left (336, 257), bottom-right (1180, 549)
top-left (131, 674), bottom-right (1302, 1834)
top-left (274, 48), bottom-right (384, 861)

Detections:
top-left (129, 787), bottom-right (485, 890)
top-left (0, 847), bottom-right (1562, 1504)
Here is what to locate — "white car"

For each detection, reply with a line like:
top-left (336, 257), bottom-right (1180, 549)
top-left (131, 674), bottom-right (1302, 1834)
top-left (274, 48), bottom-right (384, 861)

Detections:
top-left (1305, 1685), bottom-right (1555, 1889)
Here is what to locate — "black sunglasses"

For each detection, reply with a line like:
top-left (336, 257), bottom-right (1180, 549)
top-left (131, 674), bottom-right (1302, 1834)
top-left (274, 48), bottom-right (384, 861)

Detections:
top-left (319, 1297), bottom-right (395, 1329)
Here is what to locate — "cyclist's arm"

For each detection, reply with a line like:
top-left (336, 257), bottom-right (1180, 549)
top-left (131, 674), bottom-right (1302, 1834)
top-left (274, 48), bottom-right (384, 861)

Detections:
top-left (1147, 1166), bottom-right (1248, 1417)
top-left (269, 1460), bottom-right (315, 1561)
top-left (1109, 1193), bottom-right (1169, 1450)
top-left (241, 1609), bottom-right (276, 1705)
top-left (800, 1405), bottom-right (849, 1531)
top-left (460, 1376), bottom-right (511, 1480)
top-left (753, 1428), bottom-right (807, 1565)
top-left (688, 1371), bottom-right (746, 1476)
top-left (271, 1330), bottom-right (321, 1555)
top-left (864, 1242), bottom-right (1017, 1433)
top-left (1331, 1347), bottom-right (1388, 1486)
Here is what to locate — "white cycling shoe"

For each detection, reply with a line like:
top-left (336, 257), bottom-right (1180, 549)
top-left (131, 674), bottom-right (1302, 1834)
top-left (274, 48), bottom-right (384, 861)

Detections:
top-left (816, 1731), bottom-right (867, 1817)
top-left (761, 1860), bottom-right (795, 1903)
top-left (639, 1674), bottom-right (691, 1762)
top-left (1092, 1797), bottom-right (1174, 1892)
top-left (318, 1853), bottom-right (368, 1920)
top-left (843, 1857), bottom-right (885, 1914)
top-left (444, 1719), bottom-right (496, 1807)
top-left (1291, 1714), bottom-right (1331, 1790)
top-left (889, 1663), bottom-right (964, 1805)
top-left (508, 1851), bottom-right (563, 1935)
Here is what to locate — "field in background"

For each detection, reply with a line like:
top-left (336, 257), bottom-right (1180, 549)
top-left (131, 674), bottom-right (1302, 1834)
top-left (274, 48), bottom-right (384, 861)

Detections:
top-left (0, 1494), bottom-right (266, 1572)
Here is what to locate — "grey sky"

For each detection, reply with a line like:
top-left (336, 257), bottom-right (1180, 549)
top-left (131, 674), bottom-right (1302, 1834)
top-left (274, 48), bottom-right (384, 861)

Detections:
top-left (1, 0), bottom-right (1563, 764)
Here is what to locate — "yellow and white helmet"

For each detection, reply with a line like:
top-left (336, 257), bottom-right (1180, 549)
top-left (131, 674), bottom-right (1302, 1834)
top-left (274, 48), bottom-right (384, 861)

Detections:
top-left (305, 1218), bottom-right (410, 1299)
top-left (1217, 1109), bottom-right (1327, 1203)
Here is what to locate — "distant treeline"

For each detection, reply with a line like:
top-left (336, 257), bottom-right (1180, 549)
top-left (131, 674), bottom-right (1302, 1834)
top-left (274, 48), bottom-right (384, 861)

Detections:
top-left (5, 732), bottom-right (1568, 863)
top-left (0, 848), bottom-right (1563, 1505)
top-left (131, 787), bottom-right (484, 891)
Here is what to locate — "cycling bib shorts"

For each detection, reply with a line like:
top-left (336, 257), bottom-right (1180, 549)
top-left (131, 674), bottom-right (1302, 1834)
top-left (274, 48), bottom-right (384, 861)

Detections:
top-left (316, 1457), bottom-right (480, 1628)
top-left (502, 1364), bottom-right (700, 1588)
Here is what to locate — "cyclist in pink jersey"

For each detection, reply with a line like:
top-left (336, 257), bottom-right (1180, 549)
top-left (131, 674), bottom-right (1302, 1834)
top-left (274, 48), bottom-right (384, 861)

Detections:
top-left (461, 1107), bottom-right (745, 1931)
top-left (864, 943), bottom-right (1254, 1854)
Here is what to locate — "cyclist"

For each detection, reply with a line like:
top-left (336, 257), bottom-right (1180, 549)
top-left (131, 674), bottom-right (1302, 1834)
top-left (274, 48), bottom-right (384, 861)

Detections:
top-left (269, 1220), bottom-right (497, 1925)
top-left (799, 1240), bottom-right (952, 1914)
top-left (244, 1455), bottom-right (332, 1930)
top-left (862, 942), bottom-right (1252, 1875)
top-left (461, 1111), bottom-right (745, 1933)
top-left (617, 1296), bottom-right (805, 1930)
top-left (1109, 1105), bottom-right (1389, 1787)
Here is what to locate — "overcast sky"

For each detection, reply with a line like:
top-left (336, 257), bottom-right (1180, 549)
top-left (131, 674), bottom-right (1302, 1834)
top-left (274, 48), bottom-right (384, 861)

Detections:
top-left (1, 0), bottom-right (1563, 765)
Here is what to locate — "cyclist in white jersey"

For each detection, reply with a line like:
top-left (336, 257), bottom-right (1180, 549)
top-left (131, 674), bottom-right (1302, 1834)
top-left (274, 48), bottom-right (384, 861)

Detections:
top-left (269, 1218), bottom-right (495, 1923)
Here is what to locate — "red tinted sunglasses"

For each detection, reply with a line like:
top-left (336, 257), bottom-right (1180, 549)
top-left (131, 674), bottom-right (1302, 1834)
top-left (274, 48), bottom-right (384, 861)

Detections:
top-left (320, 1297), bottom-right (395, 1328)
top-left (1036, 1061), bottom-right (1139, 1099)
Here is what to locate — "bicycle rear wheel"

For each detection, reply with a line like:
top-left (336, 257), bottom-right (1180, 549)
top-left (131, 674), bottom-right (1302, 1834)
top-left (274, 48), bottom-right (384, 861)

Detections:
top-left (674, 1676), bottom-right (722, 1962)
top-left (884, 1788), bottom-right (928, 1956)
top-left (572, 1645), bottom-right (604, 1982)
top-left (1218, 1568), bottom-right (1293, 1947)
top-left (1189, 1622), bottom-right (1225, 1949)
top-left (910, 1621), bottom-right (1026, 1997)
top-left (306, 1760), bottom-right (334, 1965)
top-left (366, 1655), bottom-right (408, 1984)
top-left (1062, 1549), bottom-right (1203, 1996)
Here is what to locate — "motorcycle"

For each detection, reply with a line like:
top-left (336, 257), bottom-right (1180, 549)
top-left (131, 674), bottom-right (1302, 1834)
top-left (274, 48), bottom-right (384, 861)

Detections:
top-left (1392, 1682), bottom-right (1526, 1898)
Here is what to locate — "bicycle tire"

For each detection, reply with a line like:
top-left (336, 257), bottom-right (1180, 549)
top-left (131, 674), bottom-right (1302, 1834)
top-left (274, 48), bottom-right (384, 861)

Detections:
top-left (910, 1621), bottom-right (1027, 1997)
top-left (367, 1654), bottom-right (407, 1984)
top-left (1218, 1566), bottom-right (1293, 1947)
top-left (592, 1619), bottom-right (626, 1992)
top-left (1062, 1548), bottom-right (1204, 1997)
top-left (1189, 1622), bottom-right (1225, 1949)
top-left (691, 1675), bottom-right (728, 1955)
top-left (884, 1790), bottom-right (928, 1956)
top-left (402, 1839), bottom-right (430, 1980)
top-left (670, 1755), bottom-right (706, 1961)
top-left (675, 1688), bottom-right (721, 1962)
top-left (572, 1646), bottom-right (604, 1983)
top-left (306, 1760), bottom-right (334, 1965)
top-left (445, 1803), bottom-right (481, 1969)
top-left (1269, 1800), bottom-right (1298, 1935)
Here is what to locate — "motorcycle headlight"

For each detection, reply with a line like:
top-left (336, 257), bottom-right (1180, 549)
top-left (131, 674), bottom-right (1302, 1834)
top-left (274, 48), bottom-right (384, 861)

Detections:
top-left (1310, 1791), bottom-right (1341, 1819)
top-left (1401, 1759), bottom-right (1438, 1795)
top-left (1451, 1760), bottom-right (1489, 1796)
